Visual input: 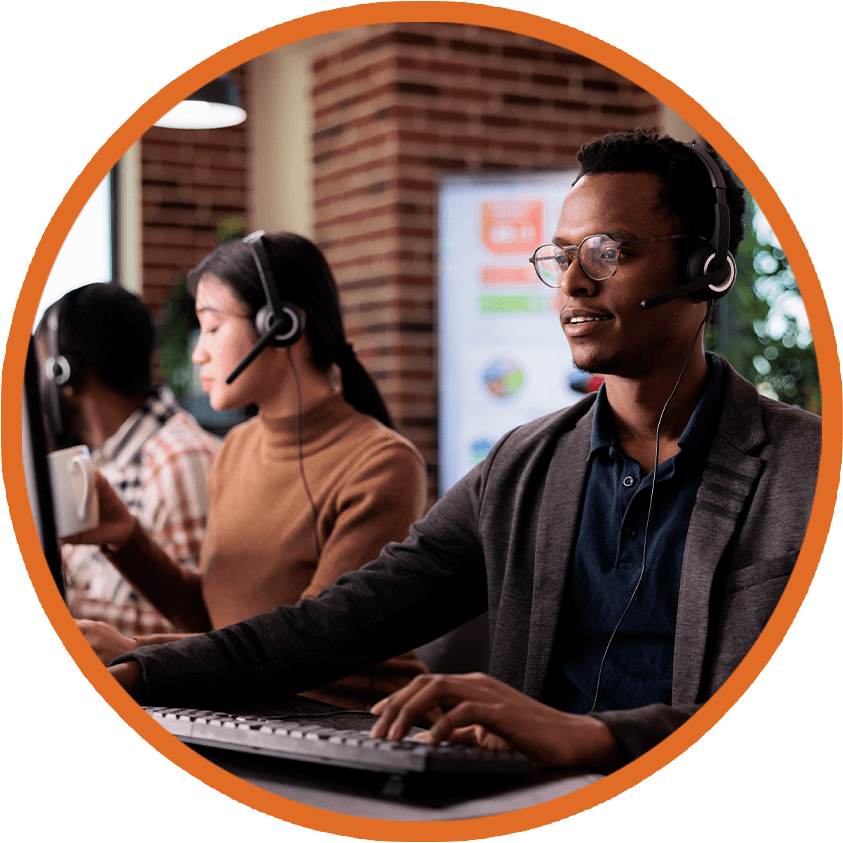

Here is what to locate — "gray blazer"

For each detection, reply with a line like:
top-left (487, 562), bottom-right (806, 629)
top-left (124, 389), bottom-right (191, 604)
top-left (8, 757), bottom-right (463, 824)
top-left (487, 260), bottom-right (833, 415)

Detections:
top-left (128, 358), bottom-right (820, 766)
top-left (472, 357), bottom-right (820, 759)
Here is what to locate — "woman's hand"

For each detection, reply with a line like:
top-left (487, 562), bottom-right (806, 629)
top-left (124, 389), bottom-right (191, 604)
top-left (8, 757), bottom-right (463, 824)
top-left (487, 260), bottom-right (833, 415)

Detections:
top-left (63, 471), bottom-right (136, 550)
top-left (77, 619), bottom-right (138, 665)
top-left (370, 671), bottom-right (621, 770)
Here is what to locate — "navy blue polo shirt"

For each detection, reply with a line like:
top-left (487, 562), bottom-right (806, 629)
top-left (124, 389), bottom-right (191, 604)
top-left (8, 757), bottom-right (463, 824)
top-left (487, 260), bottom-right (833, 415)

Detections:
top-left (549, 353), bottom-right (725, 714)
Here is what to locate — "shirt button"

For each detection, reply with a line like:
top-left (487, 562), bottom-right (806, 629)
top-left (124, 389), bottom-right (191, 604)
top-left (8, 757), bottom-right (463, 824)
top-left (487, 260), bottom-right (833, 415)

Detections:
top-left (623, 526), bottom-right (638, 538)
top-left (622, 476), bottom-right (635, 487)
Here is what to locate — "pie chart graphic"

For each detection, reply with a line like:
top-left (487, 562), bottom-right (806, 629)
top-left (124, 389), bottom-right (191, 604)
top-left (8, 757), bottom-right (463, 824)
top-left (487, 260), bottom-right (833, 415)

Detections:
top-left (470, 438), bottom-right (496, 464)
top-left (483, 359), bottom-right (524, 399)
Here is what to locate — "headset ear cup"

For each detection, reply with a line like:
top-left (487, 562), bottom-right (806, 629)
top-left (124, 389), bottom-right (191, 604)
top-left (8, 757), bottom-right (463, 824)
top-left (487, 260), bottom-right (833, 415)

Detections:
top-left (254, 305), bottom-right (277, 338)
top-left (255, 303), bottom-right (305, 346)
top-left (706, 252), bottom-right (736, 299)
top-left (684, 241), bottom-right (714, 293)
top-left (277, 303), bottom-right (305, 344)
top-left (683, 243), bottom-right (736, 301)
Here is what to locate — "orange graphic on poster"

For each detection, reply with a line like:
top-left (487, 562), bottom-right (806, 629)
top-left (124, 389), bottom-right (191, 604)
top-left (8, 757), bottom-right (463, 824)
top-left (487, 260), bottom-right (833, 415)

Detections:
top-left (481, 200), bottom-right (542, 253)
top-left (481, 266), bottom-right (536, 285)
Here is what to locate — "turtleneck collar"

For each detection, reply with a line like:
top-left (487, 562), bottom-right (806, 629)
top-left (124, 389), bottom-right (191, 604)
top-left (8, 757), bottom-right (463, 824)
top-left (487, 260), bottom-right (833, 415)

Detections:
top-left (256, 391), bottom-right (358, 456)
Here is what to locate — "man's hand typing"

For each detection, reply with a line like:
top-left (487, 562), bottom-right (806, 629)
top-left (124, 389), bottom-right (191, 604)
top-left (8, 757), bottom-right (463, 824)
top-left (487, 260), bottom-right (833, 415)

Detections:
top-left (369, 671), bottom-right (622, 770)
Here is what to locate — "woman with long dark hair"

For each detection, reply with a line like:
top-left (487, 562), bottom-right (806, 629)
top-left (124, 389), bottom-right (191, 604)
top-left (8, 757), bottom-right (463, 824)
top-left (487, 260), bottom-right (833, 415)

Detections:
top-left (72, 232), bottom-right (429, 709)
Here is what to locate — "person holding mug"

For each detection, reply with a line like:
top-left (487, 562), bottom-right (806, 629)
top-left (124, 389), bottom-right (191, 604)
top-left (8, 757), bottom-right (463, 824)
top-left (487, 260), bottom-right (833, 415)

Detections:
top-left (37, 283), bottom-right (221, 637)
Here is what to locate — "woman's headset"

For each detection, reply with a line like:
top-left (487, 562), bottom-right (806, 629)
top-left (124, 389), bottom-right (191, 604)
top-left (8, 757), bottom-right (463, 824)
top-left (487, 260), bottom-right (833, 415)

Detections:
top-left (225, 230), bottom-right (306, 384)
top-left (640, 141), bottom-right (737, 310)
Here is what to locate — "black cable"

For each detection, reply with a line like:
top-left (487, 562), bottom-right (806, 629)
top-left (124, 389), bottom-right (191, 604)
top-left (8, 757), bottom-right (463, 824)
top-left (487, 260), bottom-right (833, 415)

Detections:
top-left (286, 347), bottom-right (322, 558)
top-left (588, 301), bottom-right (714, 714)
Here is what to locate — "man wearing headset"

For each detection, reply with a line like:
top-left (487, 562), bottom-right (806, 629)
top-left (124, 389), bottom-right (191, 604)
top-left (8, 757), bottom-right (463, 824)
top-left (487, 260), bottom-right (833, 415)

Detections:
top-left (106, 129), bottom-right (820, 772)
top-left (36, 283), bottom-right (221, 638)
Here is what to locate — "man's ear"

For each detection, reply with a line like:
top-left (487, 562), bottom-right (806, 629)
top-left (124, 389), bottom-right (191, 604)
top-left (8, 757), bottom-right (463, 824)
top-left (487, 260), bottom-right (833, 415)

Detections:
top-left (63, 368), bottom-right (97, 399)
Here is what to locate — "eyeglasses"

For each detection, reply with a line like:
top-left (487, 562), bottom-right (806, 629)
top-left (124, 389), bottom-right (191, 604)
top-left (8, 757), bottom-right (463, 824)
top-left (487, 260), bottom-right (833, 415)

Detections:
top-left (529, 233), bottom-right (699, 287)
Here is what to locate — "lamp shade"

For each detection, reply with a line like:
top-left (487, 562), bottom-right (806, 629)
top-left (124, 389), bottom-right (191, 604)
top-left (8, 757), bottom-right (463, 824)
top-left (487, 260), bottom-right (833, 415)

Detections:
top-left (154, 73), bottom-right (246, 130)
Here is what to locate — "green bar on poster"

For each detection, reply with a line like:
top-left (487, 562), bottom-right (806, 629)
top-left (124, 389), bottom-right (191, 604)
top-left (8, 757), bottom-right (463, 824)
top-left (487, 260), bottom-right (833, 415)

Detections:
top-left (479, 295), bottom-right (545, 314)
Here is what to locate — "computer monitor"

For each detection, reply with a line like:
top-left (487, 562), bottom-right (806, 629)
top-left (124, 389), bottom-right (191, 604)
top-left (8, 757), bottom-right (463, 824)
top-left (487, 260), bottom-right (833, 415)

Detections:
top-left (22, 335), bottom-right (65, 601)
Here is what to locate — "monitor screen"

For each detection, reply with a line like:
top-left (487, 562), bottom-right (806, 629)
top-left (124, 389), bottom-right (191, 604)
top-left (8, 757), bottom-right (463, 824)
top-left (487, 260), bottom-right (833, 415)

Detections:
top-left (22, 336), bottom-right (65, 601)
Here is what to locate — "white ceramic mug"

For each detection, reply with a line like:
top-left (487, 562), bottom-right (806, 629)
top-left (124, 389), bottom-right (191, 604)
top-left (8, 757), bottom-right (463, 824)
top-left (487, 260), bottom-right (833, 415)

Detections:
top-left (47, 445), bottom-right (99, 538)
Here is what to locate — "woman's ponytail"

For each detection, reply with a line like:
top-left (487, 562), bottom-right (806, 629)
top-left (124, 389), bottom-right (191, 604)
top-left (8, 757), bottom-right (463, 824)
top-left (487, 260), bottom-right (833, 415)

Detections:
top-left (262, 234), bottom-right (396, 430)
top-left (332, 343), bottom-right (394, 429)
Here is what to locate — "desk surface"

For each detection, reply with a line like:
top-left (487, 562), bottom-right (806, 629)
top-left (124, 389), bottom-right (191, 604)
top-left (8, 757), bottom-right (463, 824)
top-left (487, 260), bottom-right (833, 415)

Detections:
top-left (195, 744), bottom-right (603, 821)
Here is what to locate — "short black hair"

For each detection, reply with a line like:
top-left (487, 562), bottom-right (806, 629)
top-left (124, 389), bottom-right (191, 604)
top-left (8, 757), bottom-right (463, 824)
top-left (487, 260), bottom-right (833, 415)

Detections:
top-left (576, 127), bottom-right (747, 254)
top-left (37, 282), bottom-right (155, 398)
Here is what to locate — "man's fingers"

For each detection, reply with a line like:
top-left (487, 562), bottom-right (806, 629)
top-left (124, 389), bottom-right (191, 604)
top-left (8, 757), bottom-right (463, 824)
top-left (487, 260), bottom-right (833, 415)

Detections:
top-left (427, 699), bottom-right (509, 744)
top-left (369, 675), bottom-right (431, 737)
top-left (430, 724), bottom-right (482, 747)
top-left (371, 673), bottom-right (507, 742)
top-left (370, 674), bottom-right (464, 740)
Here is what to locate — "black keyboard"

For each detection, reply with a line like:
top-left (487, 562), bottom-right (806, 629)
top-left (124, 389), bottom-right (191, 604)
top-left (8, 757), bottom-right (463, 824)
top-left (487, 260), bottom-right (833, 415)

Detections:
top-left (144, 705), bottom-right (532, 777)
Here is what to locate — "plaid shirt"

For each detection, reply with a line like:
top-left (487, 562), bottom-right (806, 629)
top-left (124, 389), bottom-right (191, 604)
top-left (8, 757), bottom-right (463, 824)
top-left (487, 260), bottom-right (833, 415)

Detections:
top-left (65, 385), bottom-right (221, 636)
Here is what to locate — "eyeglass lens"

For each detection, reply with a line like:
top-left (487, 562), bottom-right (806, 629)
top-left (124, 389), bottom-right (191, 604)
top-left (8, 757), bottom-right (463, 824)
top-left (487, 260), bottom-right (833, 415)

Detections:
top-left (531, 235), bottom-right (620, 287)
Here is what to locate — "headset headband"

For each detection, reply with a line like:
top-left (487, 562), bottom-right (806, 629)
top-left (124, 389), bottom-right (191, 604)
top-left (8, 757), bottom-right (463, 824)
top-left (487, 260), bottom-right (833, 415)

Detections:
top-left (224, 231), bottom-right (306, 384)
top-left (687, 141), bottom-right (730, 276)
top-left (244, 230), bottom-right (286, 320)
top-left (640, 141), bottom-right (735, 309)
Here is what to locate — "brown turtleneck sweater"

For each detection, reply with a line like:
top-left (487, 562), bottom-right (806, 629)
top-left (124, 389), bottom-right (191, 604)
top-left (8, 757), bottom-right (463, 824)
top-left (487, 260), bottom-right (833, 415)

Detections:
top-left (105, 393), bottom-right (430, 708)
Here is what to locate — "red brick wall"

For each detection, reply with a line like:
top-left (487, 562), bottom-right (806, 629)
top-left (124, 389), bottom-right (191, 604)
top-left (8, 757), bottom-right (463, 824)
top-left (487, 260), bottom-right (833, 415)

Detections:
top-left (310, 23), bottom-right (661, 499)
top-left (140, 66), bottom-right (250, 320)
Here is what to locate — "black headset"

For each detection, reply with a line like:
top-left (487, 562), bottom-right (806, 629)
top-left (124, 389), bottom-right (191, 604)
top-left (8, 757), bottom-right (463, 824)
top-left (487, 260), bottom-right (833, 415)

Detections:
top-left (225, 230), bottom-right (306, 384)
top-left (640, 141), bottom-right (737, 310)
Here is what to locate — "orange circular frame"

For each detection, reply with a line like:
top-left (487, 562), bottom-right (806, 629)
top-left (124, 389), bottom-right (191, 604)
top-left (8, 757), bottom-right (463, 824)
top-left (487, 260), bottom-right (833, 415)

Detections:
top-left (3, 3), bottom-right (840, 840)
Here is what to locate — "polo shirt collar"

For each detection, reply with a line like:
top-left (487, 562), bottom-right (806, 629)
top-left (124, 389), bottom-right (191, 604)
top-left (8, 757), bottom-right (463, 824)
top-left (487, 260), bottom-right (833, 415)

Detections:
top-left (587, 351), bottom-right (725, 461)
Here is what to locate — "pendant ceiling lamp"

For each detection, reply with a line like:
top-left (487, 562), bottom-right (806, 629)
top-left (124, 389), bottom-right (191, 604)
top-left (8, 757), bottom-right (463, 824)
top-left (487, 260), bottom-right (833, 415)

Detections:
top-left (154, 73), bottom-right (246, 130)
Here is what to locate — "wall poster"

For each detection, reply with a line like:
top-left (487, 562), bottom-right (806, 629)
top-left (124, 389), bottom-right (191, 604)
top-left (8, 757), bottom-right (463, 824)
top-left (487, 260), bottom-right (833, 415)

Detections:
top-left (438, 169), bottom-right (601, 494)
